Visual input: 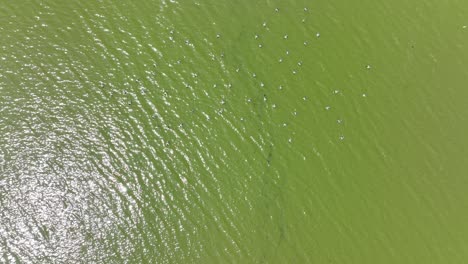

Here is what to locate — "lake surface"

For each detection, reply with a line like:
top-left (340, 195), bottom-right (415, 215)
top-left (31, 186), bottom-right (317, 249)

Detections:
top-left (1, 0), bottom-right (468, 263)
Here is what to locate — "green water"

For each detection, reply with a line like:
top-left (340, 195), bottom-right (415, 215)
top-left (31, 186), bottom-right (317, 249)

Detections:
top-left (1, 1), bottom-right (468, 263)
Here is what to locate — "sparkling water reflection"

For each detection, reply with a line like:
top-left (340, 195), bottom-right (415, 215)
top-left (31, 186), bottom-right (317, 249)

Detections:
top-left (2, 0), bottom-right (468, 263)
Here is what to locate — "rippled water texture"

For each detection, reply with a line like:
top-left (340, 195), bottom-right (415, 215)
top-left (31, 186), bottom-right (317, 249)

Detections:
top-left (2, 1), bottom-right (468, 263)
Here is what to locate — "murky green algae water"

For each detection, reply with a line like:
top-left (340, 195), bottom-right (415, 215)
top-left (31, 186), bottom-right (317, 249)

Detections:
top-left (1, 0), bottom-right (468, 263)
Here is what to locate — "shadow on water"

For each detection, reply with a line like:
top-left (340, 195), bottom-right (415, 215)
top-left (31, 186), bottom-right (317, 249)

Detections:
top-left (249, 84), bottom-right (287, 262)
